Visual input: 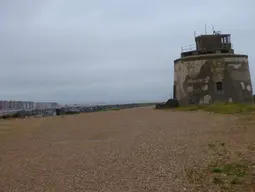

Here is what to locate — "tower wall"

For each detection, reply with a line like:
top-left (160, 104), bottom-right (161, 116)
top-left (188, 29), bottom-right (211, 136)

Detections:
top-left (174, 54), bottom-right (253, 105)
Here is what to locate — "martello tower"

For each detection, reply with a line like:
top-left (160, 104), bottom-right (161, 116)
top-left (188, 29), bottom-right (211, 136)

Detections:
top-left (173, 31), bottom-right (253, 105)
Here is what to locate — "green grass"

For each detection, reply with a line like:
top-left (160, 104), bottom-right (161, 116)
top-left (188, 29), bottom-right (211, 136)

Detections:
top-left (210, 163), bottom-right (248, 177)
top-left (206, 140), bottom-right (253, 190)
top-left (176, 103), bottom-right (255, 114)
top-left (210, 163), bottom-right (248, 188)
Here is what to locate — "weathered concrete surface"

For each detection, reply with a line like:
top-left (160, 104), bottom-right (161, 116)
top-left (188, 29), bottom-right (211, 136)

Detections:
top-left (174, 54), bottom-right (253, 105)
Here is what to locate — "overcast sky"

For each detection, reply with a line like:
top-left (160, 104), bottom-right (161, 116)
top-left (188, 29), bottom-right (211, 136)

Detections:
top-left (0, 0), bottom-right (254, 104)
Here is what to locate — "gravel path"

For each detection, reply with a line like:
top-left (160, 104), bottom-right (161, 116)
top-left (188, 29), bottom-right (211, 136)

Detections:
top-left (0, 107), bottom-right (254, 191)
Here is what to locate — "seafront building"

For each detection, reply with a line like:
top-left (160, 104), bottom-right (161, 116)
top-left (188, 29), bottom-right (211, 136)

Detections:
top-left (0, 100), bottom-right (59, 111)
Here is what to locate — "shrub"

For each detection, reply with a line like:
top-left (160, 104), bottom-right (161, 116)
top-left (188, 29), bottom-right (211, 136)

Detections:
top-left (155, 99), bottom-right (179, 109)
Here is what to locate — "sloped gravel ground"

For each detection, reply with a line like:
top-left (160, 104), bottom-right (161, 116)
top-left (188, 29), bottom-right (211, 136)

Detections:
top-left (0, 107), bottom-right (254, 192)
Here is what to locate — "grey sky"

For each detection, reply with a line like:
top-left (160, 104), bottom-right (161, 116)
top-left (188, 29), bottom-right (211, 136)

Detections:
top-left (0, 0), bottom-right (254, 104)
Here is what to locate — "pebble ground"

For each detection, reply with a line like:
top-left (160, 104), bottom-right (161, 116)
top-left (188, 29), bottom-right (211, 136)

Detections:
top-left (0, 107), bottom-right (254, 191)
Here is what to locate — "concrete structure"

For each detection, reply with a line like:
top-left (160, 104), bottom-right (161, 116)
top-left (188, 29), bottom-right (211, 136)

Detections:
top-left (174, 31), bottom-right (253, 105)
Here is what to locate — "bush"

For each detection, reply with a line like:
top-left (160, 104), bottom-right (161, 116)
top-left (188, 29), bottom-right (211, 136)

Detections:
top-left (155, 99), bottom-right (179, 109)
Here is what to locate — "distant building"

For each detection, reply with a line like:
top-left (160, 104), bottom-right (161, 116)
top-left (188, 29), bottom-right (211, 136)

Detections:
top-left (0, 100), bottom-right (58, 111)
top-left (16, 101), bottom-right (23, 110)
top-left (0, 100), bottom-right (7, 111)
top-left (23, 101), bottom-right (29, 110)
top-left (8, 101), bottom-right (16, 110)
top-left (51, 102), bottom-right (59, 108)
top-left (35, 102), bottom-right (59, 109)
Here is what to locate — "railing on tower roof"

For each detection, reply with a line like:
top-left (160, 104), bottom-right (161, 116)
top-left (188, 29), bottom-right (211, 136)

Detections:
top-left (181, 44), bottom-right (196, 53)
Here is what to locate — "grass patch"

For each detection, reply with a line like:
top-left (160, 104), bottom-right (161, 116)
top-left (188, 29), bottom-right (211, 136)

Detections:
top-left (182, 140), bottom-right (253, 190)
top-left (210, 163), bottom-right (248, 177)
top-left (230, 177), bottom-right (242, 185)
top-left (175, 105), bottom-right (202, 111)
top-left (207, 140), bottom-right (253, 190)
top-left (209, 163), bottom-right (248, 189)
top-left (176, 103), bottom-right (255, 114)
top-left (213, 176), bottom-right (224, 184)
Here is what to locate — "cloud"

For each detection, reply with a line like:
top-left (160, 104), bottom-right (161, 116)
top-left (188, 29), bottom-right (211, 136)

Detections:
top-left (0, 0), bottom-right (254, 104)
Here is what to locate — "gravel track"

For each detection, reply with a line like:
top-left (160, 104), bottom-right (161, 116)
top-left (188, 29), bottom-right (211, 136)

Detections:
top-left (0, 107), bottom-right (254, 191)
